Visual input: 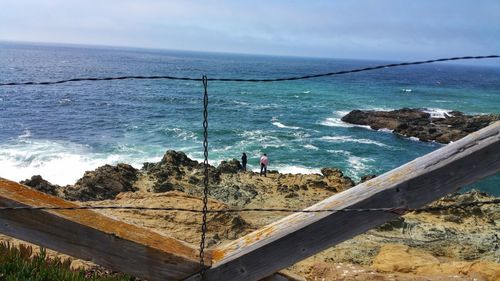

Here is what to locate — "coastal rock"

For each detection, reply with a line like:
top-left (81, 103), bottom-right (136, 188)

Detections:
top-left (14, 149), bottom-right (500, 280)
top-left (64, 164), bottom-right (138, 201)
top-left (372, 244), bottom-right (440, 273)
top-left (341, 108), bottom-right (499, 144)
top-left (360, 174), bottom-right (377, 183)
top-left (320, 167), bottom-right (355, 191)
top-left (20, 175), bottom-right (61, 197)
top-left (208, 184), bottom-right (258, 207)
top-left (217, 159), bottom-right (242, 174)
top-left (372, 244), bottom-right (500, 280)
top-left (85, 191), bottom-right (250, 246)
top-left (143, 150), bottom-right (223, 192)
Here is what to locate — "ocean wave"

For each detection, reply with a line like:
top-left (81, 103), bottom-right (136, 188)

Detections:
top-left (318, 117), bottom-right (372, 129)
top-left (366, 107), bottom-right (394, 112)
top-left (212, 145), bottom-right (234, 152)
top-left (303, 144), bottom-right (319, 150)
top-left (422, 108), bottom-right (452, 118)
top-left (378, 128), bottom-right (394, 133)
top-left (162, 127), bottom-right (198, 141)
top-left (232, 100), bottom-right (250, 106)
top-left (18, 129), bottom-right (32, 139)
top-left (0, 139), bottom-right (155, 185)
top-left (326, 149), bottom-right (351, 156)
top-left (327, 149), bottom-right (375, 180)
top-left (271, 117), bottom-right (301, 130)
top-left (319, 135), bottom-right (388, 147)
top-left (58, 98), bottom-right (72, 105)
top-left (346, 155), bottom-right (374, 173)
top-left (266, 165), bottom-right (321, 175)
top-left (271, 121), bottom-right (301, 130)
top-left (334, 110), bottom-right (351, 117)
top-left (239, 130), bottom-right (285, 148)
top-left (319, 111), bottom-right (372, 129)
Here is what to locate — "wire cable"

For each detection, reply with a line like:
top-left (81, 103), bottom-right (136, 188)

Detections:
top-left (0, 55), bottom-right (498, 86)
top-left (0, 199), bottom-right (497, 213)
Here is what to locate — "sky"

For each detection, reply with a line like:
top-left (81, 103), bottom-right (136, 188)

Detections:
top-left (1, 0), bottom-right (499, 62)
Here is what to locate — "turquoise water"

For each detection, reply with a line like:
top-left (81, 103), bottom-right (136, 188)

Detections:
top-left (0, 42), bottom-right (498, 195)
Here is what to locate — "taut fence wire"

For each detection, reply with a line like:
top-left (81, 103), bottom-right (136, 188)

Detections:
top-left (1, 54), bottom-right (499, 280)
top-left (0, 199), bottom-right (498, 213)
top-left (0, 55), bottom-right (498, 86)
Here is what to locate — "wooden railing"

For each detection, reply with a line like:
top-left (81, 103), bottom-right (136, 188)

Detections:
top-left (1, 121), bottom-right (498, 281)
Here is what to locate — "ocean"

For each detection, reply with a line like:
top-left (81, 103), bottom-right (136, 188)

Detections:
top-left (0, 42), bottom-right (498, 195)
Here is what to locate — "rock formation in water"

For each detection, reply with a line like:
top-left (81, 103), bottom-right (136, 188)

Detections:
top-left (341, 108), bottom-right (499, 143)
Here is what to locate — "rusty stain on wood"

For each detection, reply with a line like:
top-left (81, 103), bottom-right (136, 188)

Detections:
top-left (0, 178), bottom-right (206, 281)
top-left (191, 121), bottom-right (500, 281)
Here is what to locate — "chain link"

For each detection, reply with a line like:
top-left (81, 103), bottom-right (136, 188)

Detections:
top-left (199, 75), bottom-right (210, 280)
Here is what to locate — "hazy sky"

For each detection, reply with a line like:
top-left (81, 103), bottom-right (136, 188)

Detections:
top-left (1, 0), bottom-right (499, 61)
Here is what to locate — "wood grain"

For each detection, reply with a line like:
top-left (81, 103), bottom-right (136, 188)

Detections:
top-left (185, 121), bottom-right (500, 281)
top-left (0, 178), bottom-right (205, 281)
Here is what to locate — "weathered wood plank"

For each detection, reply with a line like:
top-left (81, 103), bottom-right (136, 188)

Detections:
top-left (0, 178), bottom-right (206, 281)
top-left (186, 121), bottom-right (500, 281)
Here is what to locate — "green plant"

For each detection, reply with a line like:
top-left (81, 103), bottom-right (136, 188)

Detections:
top-left (0, 242), bottom-right (134, 281)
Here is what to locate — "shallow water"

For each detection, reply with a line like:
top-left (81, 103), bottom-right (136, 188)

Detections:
top-left (0, 42), bottom-right (498, 195)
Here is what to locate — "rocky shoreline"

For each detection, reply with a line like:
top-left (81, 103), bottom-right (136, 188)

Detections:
top-left (10, 150), bottom-right (500, 280)
top-left (341, 108), bottom-right (499, 144)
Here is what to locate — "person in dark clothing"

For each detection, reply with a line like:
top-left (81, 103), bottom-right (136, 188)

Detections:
top-left (241, 152), bottom-right (247, 171)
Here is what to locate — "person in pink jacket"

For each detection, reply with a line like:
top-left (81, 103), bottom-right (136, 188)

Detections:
top-left (260, 154), bottom-right (269, 176)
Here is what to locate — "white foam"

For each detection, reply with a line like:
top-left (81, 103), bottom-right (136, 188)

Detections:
top-left (422, 108), bottom-right (453, 119)
top-left (367, 107), bottom-right (394, 112)
top-left (347, 155), bottom-right (370, 171)
top-left (239, 130), bottom-right (285, 148)
top-left (345, 155), bottom-right (375, 181)
top-left (58, 98), bottom-right (72, 105)
top-left (163, 127), bottom-right (198, 141)
top-left (378, 128), bottom-right (394, 133)
top-left (18, 129), bottom-right (32, 139)
top-left (271, 117), bottom-right (300, 130)
top-left (269, 165), bottom-right (321, 175)
top-left (408, 136), bottom-right (421, 142)
top-left (319, 117), bottom-right (352, 128)
top-left (272, 121), bottom-right (300, 130)
top-left (0, 139), bottom-right (155, 185)
top-left (302, 90), bottom-right (311, 94)
top-left (212, 145), bottom-right (234, 152)
top-left (319, 111), bottom-right (372, 129)
top-left (326, 149), bottom-right (351, 156)
top-left (334, 110), bottom-right (351, 117)
top-left (303, 144), bottom-right (319, 150)
top-left (232, 100), bottom-right (249, 106)
top-left (320, 136), bottom-right (388, 147)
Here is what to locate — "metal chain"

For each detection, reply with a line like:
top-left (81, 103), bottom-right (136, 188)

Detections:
top-left (199, 75), bottom-right (209, 280)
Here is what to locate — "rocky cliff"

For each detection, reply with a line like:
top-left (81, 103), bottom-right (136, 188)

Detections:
top-left (13, 150), bottom-right (500, 280)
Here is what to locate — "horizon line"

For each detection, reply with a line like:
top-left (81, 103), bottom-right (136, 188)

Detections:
top-left (1, 39), bottom-right (498, 68)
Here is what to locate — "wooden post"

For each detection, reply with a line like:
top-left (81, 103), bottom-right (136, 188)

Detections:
top-left (185, 121), bottom-right (500, 281)
top-left (0, 178), bottom-right (205, 281)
